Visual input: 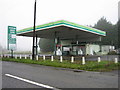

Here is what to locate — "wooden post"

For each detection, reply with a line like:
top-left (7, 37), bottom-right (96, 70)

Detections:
top-left (115, 58), bottom-right (118, 63)
top-left (15, 55), bottom-right (17, 59)
top-left (82, 57), bottom-right (85, 65)
top-left (36, 55), bottom-right (38, 60)
top-left (7, 55), bottom-right (9, 58)
top-left (1, 55), bottom-right (3, 58)
top-left (60, 56), bottom-right (63, 62)
top-left (51, 56), bottom-right (54, 61)
top-left (11, 49), bottom-right (13, 58)
top-left (71, 56), bottom-right (74, 63)
top-left (30, 55), bottom-right (32, 59)
top-left (25, 55), bottom-right (27, 59)
top-left (20, 55), bottom-right (22, 59)
top-left (43, 55), bottom-right (45, 60)
top-left (98, 57), bottom-right (101, 63)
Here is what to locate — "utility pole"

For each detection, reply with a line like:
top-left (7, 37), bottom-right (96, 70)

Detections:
top-left (32, 0), bottom-right (37, 60)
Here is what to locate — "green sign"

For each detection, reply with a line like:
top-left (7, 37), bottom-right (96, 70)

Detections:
top-left (8, 26), bottom-right (16, 50)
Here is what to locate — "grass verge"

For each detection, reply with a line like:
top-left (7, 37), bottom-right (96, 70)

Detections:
top-left (2, 58), bottom-right (120, 72)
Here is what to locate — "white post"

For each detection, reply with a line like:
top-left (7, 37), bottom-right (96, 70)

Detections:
top-left (15, 55), bottom-right (17, 59)
top-left (98, 57), bottom-right (101, 63)
top-left (71, 56), bottom-right (74, 63)
top-left (60, 56), bottom-right (63, 62)
top-left (20, 55), bottom-right (22, 59)
top-left (43, 55), bottom-right (45, 60)
top-left (25, 55), bottom-right (27, 59)
top-left (30, 55), bottom-right (32, 60)
top-left (7, 55), bottom-right (9, 58)
top-left (51, 56), bottom-right (54, 61)
top-left (1, 55), bottom-right (3, 58)
top-left (36, 55), bottom-right (38, 60)
top-left (115, 58), bottom-right (118, 63)
top-left (82, 57), bottom-right (85, 65)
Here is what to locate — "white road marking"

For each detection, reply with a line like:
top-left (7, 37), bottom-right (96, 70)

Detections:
top-left (5, 74), bottom-right (58, 89)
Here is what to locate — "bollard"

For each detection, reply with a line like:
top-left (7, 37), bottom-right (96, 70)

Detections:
top-left (15, 55), bottom-right (17, 59)
top-left (1, 55), bottom-right (3, 58)
top-left (71, 56), bottom-right (74, 63)
top-left (7, 55), bottom-right (9, 58)
top-left (43, 55), bottom-right (45, 60)
top-left (20, 55), bottom-right (22, 59)
top-left (98, 57), bottom-right (101, 63)
top-left (51, 56), bottom-right (54, 61)
top-left (25, 55), bottom-right (27, 59)
top-left (60, 56), bottom-right (63, 62)
top-left (82, 57), bottom-right (85, 65)
top-left (36, 55), bottom-right (38, 60)
top-left (115, 58), bottom-right (118, 63)
top-left (30, 55), bottom-right (32, 59)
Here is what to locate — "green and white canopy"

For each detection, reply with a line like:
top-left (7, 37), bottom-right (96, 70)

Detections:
top-left (17, 20), bottom-right (106, 42)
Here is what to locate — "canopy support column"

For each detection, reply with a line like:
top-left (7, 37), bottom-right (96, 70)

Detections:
top-left (54, 32), bottom-right (57, 56)
top-left (76, 35), bottom-right (79, 55)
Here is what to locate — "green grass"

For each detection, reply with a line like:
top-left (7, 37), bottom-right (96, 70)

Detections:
top-left (2, 58), bottom-right (120, 72)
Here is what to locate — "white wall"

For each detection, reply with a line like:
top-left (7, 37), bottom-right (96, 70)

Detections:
top-left (86, 44), bottom-right (100, 55)
top-left (101, 45), bottom-right (115, 54)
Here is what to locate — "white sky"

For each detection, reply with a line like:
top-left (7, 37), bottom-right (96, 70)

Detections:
top-left (0, 0), bottom-right (119, 51)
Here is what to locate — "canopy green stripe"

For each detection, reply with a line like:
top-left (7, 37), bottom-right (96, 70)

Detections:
top-left (17, 20), bottom-right (106, 36)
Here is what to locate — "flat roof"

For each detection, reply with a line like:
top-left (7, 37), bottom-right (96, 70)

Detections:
top-left (17, 20), bottom-right (106, 41)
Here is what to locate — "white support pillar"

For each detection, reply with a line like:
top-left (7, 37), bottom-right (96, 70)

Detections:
top-left (43, 55), bottom-right (45, 60)
top-left (51, 56), bottom-right (54, 61)
top-left (25, 55), bottom-right (27, 59)
top-left (82, 57), bottom-right (85, 65)
top-left (60, 56), bottom-right (63, 62)
top-left (115, 58), bottom-right (118, 63)
top-left (36, 55), bottom-right (38, 60)
top-left (20, 55), bottom-right (22, 59)
top-left (98, 57), bottom-right (101, 63)
top-left (71, 56), bottom-right (74, 63)
top-left (30, 55), bottom-right (32, 60)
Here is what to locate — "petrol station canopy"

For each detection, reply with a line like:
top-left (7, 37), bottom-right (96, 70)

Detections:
top-left (17, 20), bottom-right (106, 42)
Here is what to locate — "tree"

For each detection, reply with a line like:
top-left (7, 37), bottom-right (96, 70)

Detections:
top-left (94, 17), bottom-right (118, 48)
top-left (117, 19), bottom-right (120, 48)
top-left (94, 17), bottom-right (113, 31)
top-left (39, 17), bottom-right (119, 52)
top-left (39, 38), bottom-right (54, 52)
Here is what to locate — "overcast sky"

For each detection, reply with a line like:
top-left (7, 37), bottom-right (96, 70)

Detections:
top-left (0, 0), bottom-right (119, 51)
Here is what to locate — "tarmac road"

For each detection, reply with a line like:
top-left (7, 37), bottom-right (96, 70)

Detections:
top-left (2, 61), bottom-right (119, 89)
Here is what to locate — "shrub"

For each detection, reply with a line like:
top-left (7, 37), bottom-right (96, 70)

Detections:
top-left (108, 51), bottom-right (117, 55)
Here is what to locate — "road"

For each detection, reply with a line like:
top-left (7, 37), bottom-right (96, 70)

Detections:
top-left (2, 61), bottom-right (119, 89)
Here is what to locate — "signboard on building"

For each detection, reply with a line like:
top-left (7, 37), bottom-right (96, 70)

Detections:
top-left (8, 26), bottom-right (16, 50)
